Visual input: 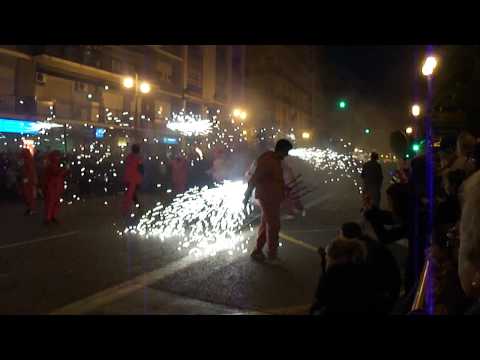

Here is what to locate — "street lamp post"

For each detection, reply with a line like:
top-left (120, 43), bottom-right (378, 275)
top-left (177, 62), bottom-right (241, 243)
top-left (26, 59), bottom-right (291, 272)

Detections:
top-left (420, 53), bottom-right (438, 314)
top-left (123, 74), bottom-right (150, 128)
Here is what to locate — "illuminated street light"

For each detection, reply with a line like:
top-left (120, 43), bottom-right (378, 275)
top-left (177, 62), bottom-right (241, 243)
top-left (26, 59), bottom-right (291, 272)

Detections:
top-left (411, 104), bottom-right (421, 117)
top-left (406, 126), bottom-right (413, 135)
top-left (422, 56), bottom-right (438, 77)
top-left (233, 109), bottom-right (242, 117)
top-left (302, 132), bottom-right (311, 140)
top-left (239, 111), bottom-right (247, 120)
top-left (123, 77), bottom-right (134, 89)
top-left (139, 82), bottom-right (151, 94)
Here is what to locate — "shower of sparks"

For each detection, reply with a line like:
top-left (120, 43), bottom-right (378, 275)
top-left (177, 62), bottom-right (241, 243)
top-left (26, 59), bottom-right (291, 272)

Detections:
top-left (124, 146), bottom-right (365, 257)
top-left (124, 180), bottom-right (255, 257)
top-left (166, 113), bottom-right (213, 136)
top-left (34, 121), bottom-right (64, 131)
top-left (290, 147), bottom-right (364, 193)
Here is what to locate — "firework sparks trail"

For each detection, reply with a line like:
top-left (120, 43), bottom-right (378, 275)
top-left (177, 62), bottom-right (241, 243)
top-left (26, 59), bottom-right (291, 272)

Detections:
top-left (166, 113), bottom-right (213, 136)
top-left (124, 180), bottom-right (255, 257)
top-left (289, 147), bottom-right (364, 193)
top-left (125, 146), bottom-right (364, 257)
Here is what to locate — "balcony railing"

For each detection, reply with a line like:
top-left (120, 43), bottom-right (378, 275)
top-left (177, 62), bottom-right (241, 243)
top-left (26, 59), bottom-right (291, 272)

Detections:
top-left (0, 95), bottom-right (170, 131)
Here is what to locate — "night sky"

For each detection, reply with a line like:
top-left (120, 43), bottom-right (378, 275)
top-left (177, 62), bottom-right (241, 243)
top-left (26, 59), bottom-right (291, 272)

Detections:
top-left (322, 45), bottom-right (426, 123)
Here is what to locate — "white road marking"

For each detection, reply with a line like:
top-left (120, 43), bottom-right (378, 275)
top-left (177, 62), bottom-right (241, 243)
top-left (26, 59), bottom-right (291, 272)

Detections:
top-left (303, 193), bottom-right (334, 209)
top-left (50, 254), bottom-right (204, 315)
top-left (0, 231), bottom-right (79, 250)
top-left (286, 228), bottom-right (337, 234)
top-left (279, 232), bottom-right (318, 252)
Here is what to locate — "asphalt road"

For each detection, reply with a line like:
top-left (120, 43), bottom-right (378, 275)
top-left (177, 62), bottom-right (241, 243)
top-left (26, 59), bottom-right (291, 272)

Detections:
top-left (0, 160), bottom-right (406, 315)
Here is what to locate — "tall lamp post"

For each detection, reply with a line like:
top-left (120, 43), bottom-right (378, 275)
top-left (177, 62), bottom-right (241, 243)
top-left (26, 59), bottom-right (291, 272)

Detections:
top-left (421, 54), bottom-right (438, 315)
top-left (123, 75), bottom-right (151, 128)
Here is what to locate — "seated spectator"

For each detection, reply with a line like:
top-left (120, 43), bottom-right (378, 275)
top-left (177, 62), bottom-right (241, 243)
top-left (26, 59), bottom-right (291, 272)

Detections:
top-left (436, 169), bottom-right (465, 226)
top-left (310, 238), bottom-right (381, 315)
top-left (362, 189), bottom-right (407, 244)
top-left (438, 134), bottom-right (457, 179)
top-left (339, 222), bottom-right (402, 313)
top-left (459, 171), bottom-right (480, 314)
top-left (452, 131), bottom-right (476, 177)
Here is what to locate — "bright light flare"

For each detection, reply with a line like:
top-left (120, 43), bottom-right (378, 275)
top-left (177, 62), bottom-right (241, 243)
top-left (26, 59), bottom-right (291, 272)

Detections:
top-left (139, 82), bottom-right (151, 94)
top-left (411, 104), bottom-right (421, 117)
top-left (123, 77), bottom-right (134, 89)
top-left (422, 56), bottom-right (438, 76)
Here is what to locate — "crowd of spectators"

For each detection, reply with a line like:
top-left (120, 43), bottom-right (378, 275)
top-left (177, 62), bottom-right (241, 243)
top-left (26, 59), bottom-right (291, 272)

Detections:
top-left (311, 130), bottom-right (480, 315)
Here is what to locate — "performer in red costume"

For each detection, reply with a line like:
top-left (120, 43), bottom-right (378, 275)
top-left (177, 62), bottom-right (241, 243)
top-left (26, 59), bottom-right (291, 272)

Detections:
top-left (170, 153), bottom-right (188, 194)
top-left (243, 139), bottom-right (293, 264)
top-left (44, 150), bottom-right (70, 224)
top-left (122, 144), bottom-right (144, 216)
top-left (19, 148), bottom-right (38, 215)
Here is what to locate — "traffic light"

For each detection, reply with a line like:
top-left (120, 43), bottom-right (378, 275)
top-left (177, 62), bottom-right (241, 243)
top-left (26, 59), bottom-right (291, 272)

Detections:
top-left (337, 99), bottom-right (347, 110)
top-left (364, 128), bottom-right (371, 135)
top-left (412, 142), bottom-right (420, 152)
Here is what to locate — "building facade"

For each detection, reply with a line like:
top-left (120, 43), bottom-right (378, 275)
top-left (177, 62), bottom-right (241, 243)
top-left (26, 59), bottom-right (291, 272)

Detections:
top-left (244, 46), bottom-right (316, 136)
top-left (0, 45), bottom-right (245, 134)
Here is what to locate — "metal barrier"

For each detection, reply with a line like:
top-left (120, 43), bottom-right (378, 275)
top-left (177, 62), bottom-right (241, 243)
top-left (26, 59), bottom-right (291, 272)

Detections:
top-left (411, 259), bottom-right (430, 312)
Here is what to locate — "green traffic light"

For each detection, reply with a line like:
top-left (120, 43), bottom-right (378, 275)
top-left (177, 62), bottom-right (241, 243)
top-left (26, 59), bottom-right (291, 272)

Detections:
top-left (337, 99), bottom-right (347, 109)
top-left (412, 143), bottom-right (420, 152)
top-left (364, 128), bottom-right (371, 134)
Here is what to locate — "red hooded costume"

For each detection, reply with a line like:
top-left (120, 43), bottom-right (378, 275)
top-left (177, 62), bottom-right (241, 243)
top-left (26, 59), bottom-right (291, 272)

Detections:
top-left (44, 151), bottom-right (69, 222)
top-left (170, 156), bottom-right (188, 193)
top-left (20, 148), bottom-right (37, 212)
top-left (122, 152), bottom-right (143, 215)
top-left (248, 151), bottom-right (285, 258)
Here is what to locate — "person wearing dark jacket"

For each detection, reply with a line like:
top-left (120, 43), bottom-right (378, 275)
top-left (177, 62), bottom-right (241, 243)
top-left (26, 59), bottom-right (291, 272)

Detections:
top-left (405, 154), bottom-right (429, 293)
top-left (362, 186), bottom-right (407, 245)
top-left (340, 222), bottom-right (402, 313)
top-left (361, 152), bottom-right (383, 208)
top-left (310, 238), bottom-right (382, 315)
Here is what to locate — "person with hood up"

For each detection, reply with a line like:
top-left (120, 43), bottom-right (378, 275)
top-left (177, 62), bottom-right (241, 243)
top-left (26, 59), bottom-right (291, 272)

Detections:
top-left (19, 148), bottom-right (38, 215)
top-left (170, 151), bottom-right (188, 194)
top-left (44, 150), bottom-right (70, 224)
top-left (243, 139), bottom-right (293, 264)
top-left (122, 144), bottom-right (143, 216)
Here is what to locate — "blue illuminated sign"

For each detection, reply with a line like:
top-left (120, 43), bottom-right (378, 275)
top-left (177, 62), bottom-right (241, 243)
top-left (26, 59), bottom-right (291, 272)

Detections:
top-left (95, 128), bottom-right (106, 139)
top-left (0, 118), bottom-right (39, 134)
top-left (162, 137), bottom-right (178, 144)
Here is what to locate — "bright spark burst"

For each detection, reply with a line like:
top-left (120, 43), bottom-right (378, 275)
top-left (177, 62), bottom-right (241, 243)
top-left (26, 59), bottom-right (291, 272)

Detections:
top-left (166, 113), bottom-right (213, 136)
top-left (124, 180), bottom-right (254, 257)
top-left (290, 147), bottom-right (363, 193)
